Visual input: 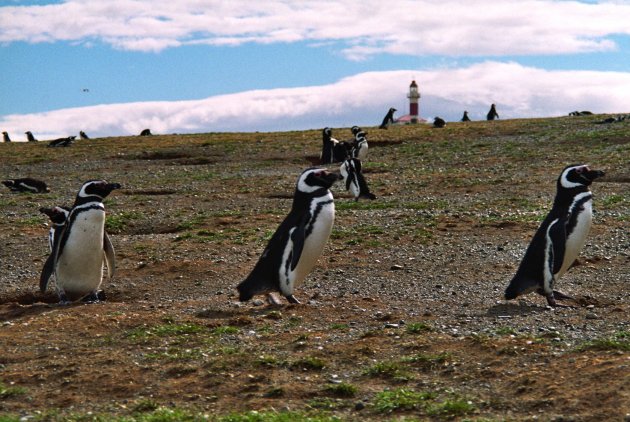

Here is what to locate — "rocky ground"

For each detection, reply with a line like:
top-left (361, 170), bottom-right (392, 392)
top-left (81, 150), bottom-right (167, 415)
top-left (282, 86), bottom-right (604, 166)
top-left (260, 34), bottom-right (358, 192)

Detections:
top-left (0, 116), bottom-right (628, 421)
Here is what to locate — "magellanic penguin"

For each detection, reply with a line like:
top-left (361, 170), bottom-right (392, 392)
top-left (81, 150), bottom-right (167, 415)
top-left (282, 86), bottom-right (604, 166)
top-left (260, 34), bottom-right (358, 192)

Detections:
top-left (26, 131), bottom-right (38, 142)
top-left (504, 164), bottom-right (605, 307)
top-left (350, 126), bottom-right (368, 161)
top-left (2, 178), bottom-right (50, 193)
top-left (2, 131), bottom-right (11, 143)
top-left (39, 206), bottom-right (70, 251)
top-left (237, 168), bottom-right (343, 305)
top-left (320, 127), bottom-right (350, 164)
top-left (340, 158), bottom-right (376, 201)
top-left (40, 180), bottom-right (120, 303)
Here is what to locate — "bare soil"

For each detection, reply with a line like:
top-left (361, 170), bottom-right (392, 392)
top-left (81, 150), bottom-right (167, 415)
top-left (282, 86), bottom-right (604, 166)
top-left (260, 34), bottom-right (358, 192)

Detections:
top-left (0, 116), bottom-right (628, 421)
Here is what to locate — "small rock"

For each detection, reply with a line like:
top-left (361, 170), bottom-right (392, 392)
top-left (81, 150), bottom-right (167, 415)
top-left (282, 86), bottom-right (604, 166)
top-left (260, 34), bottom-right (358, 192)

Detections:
top-left (390, 264), bottom-right (403, 270)
top-left (354, 402), bottom-right (365, 411)
top-left (585, 312), bottom-right (599, 320)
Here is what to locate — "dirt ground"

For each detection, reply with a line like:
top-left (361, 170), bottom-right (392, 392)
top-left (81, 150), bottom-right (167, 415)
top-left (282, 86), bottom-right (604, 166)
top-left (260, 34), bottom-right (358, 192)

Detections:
top-left (0, 117), bottom-right (628, 421)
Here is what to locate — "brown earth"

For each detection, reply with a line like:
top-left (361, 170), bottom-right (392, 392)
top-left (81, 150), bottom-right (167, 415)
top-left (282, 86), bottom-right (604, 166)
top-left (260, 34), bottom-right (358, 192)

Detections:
top-left (0, 116), bottom-right (628, 421)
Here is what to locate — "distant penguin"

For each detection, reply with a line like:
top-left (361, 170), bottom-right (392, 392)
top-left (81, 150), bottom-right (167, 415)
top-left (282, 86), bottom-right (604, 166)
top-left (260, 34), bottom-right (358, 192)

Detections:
top-left (48, 136), bottom-right (75, 147)
top-left (487, 104), bottom-right (499, 121)
top-left (237, 168), bottom-right (343, 305)
top-left (25, 131), bottom-right (38, 142)
top-left (433, 117), bottom-right (446, 128)
top-left (340, 158), bottom-right (376, 201)
top-left (2, 132), bottom-right (11, 143)
top-left (504, 165), bottom-right (605, 307)
top-left (79, 131), bottom-right (90, 140)
top-left (461, 111), bottom-right (471, 122)
top-left (140, 129), bottom-right (152, 136)
top-left (2, 178), bottom-right (50, 193)
top-left (379, 107), bottom-right (397, 129)
top-left (40, 206), bottom-right (70, 251)
top-left (320, 127), bottom-right (350, 164)
top-left (350, 126), bottom-right (368, 161)
top-left (40, 180), bottom-right (120, 303)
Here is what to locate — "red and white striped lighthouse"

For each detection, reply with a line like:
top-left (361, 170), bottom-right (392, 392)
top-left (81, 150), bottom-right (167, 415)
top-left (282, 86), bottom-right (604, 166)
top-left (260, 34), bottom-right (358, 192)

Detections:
top-left (407, 80), bottom-right (421, 123)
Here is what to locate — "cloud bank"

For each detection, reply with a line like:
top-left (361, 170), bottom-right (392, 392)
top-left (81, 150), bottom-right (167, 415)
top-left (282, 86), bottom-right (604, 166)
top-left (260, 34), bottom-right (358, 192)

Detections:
top-left (1, 0), bottom-right (629, 58)
top-left (2, 61), bottom-right (630, 141)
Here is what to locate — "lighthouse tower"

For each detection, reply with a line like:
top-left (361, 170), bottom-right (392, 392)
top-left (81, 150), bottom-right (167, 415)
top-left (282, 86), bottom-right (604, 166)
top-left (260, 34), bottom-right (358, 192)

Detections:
top-left (407, 80), bottom-right (421, 123)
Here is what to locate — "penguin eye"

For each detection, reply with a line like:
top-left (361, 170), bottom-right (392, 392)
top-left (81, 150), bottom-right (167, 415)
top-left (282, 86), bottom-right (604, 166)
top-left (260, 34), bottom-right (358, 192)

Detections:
top-left (575, 167), bottom-right (584, 174)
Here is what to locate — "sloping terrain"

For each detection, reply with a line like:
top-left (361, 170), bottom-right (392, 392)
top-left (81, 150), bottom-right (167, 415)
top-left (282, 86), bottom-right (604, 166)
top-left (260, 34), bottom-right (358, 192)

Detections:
top-left (0, 116), bottom-right (628, 421)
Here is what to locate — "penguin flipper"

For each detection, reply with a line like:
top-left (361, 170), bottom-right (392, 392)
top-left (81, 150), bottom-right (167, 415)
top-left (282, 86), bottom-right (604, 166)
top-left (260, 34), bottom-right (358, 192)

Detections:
top-left (548, 216), bottom-right (567, 275)
top-left (40, 253), bottom-right (55, 293)
top-left (504, 275), bottom-right (539, 300)
top-left (290, 215), bottom-right (309, 272)
top-left (103, 232), bottom-right (116, 279)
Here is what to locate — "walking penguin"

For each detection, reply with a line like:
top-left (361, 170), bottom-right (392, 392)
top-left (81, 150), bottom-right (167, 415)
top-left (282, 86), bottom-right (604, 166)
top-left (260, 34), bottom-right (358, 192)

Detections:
top-left (40, 180), bottom-right (120, 303)
top-left (504, 164), bottom-right (605, 306)
top-left (237, 168), bottom-right (343, 305)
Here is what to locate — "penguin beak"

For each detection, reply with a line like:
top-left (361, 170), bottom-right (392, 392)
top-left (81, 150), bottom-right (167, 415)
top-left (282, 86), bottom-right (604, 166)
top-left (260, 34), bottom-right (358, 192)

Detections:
top-left (584, 169), bottom-right (605, 182)
top-left (107, 183), bottom-right (122, 191)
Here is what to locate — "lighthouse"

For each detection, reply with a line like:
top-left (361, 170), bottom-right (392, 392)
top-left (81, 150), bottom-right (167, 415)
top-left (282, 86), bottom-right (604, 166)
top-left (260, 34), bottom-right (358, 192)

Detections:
top-left (407, 80), bottom-right (421, 123)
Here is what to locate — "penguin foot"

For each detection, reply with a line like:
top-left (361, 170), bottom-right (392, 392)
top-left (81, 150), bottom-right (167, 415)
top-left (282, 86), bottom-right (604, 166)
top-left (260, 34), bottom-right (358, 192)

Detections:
top-left (552, 290), bottom-right (573, 301)
top-left (545, 294), bottom-right (575, 308)
top-left (82, 290), bottom-right (106, 303)
top-left (285, 295), bottom-right (301, 304)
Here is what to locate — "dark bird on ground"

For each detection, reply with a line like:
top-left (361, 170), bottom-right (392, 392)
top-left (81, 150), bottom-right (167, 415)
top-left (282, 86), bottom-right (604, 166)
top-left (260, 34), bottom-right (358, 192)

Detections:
top-left (140, 129), bottom-right (152, 136)
top-left (487, 104), bottom-right (499, 120)
top-left (461, 111), bottom-right (471, 122)
top-left (2, 178), bottom-right (50, 193)
top-left (379, 107), bottom-right (397, 129)
top-left (2, 131), bottom-right (11, 143)
top-left (79, 131), bottom-right (90, 140)
top-left (25, 131), bottom-right (38, 142)
top-left (48, 136), bottom-right (75, 147)
top-left (433, 117), bottom-right (446, 128)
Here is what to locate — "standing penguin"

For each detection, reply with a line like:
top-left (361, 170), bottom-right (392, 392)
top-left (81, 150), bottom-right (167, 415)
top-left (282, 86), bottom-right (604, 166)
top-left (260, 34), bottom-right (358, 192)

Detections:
top-left (379, 107), bottom-right (397, 129)
top-left (40, 180), bottom-right (120, 303)
top-left (487, 104), bottom-right (499, 120)
top-left (504, 165), bottom-right (605, 307)
top-left (320, 127), bottom-right (350, 164)
top-left (237, 168), bottom-right (343, 305)
top-left (350, 126), bottom-right (368, 161)
top-left (2, 131), bottom-right (11, 142)
top-left (26, 131), bottom-right (38, 142)
top-left (461, 111), bottom-right (471, 122)
top-left (340, 158), bottom-right (376, 201)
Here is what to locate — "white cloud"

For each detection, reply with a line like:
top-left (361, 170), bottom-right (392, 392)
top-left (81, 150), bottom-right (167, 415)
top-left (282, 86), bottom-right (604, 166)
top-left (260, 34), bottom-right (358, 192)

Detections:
top-left (2, 61), bottom-right (630, 141)
top-left (1, 1), bottom-right (629, 57)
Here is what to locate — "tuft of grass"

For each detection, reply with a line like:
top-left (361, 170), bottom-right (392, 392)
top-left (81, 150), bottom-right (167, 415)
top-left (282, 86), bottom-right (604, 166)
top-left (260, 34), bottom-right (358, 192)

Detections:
top-left (291, 356), bottom-right (326, 371)
top-left (219, 410), bottom-right (343, 421)
top-left (427, 398), bottom-right (476, 417)
top-left (576, 331), bottom-right (630, 352)
top-left (127, 322), bottom-right (205, 340)
top-left (0, 382), bottom-right (27, 399)
top-left (373, 388), bottom-right (436, 413)
top-left (211, 326), bottom-right (240, 335)
top-left (323, 382), bottom-right (358, 398)
top-left (405, 322), bottom-right (432, 334)
top-left (363, 361), bottom-right (411, 381)
top-left (106, 210), bottom-right (142, 233)
top-left (403, 352), bottom-right (451, 370)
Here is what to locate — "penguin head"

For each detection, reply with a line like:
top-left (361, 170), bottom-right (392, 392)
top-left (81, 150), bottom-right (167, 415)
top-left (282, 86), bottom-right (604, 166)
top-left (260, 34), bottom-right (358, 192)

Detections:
top-left (40, 206), bottom-right (69, 224)
top-left (351, 126), bottom-right (362, 135)
top-left (323, 127), bottom-right (332, 138)
top-left (77, 180), bottom-right (122, 202)
top-left (559, 165), bottom-right (605, 189)
top-left (297, 168), bottom-right (343, 194)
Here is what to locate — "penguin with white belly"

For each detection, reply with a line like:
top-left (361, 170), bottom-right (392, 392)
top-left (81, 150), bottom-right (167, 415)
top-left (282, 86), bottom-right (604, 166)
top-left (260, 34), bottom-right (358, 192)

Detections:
top-left (504, 164), bottom-right (605, 307)
top-left (40, 180), bottom-right (120, 303)
top-left (237, 168), bottom-right (343, 305)
top-left (340, 158), bottom-right (376, 201)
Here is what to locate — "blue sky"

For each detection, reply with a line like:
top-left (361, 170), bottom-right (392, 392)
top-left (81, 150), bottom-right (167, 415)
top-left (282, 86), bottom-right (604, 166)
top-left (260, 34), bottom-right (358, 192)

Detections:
top-left (1, 0), bottom-right (630, 140)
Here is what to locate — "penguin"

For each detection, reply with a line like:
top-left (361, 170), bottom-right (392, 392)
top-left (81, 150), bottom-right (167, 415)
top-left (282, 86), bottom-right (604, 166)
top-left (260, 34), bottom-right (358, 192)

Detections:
top-left (320, 127), bottom-right (350, 164)
top-left (2, 131), bottom-right (11, 143)
top-left (433, 117), bottom-right (446, 128)
top-left (140, 129), bottom-right (152, 136)
top-left (25, 131), bottom-right (38, 142)
top-left (48, 136), bottom-right (75, 147)
top-left (2, 178), bottom-right (50, 193)
top-left (40, 180), bottom-right (120, 303)
top-left (350, 126), bottom-right (368, 161)
top-left (79, 131), bottom-right (90, 140)
top-left (237, 168), bottom-right (343, 305)
top-left (40, 206), bottom-right (70, 251)
top-left (487, 104), bottom-right (499, 120)
top-left (379, 107), bottom-right (397, 129)
top-left (340, 158), bottom-right (376, 201)
top-left (504, 164), bottom-right (605, 307)
top-left (461, 111), bottom-right (471, 122)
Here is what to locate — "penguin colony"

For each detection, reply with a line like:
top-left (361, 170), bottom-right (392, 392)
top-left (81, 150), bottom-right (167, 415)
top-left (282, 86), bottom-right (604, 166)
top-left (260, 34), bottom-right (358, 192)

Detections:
top-left (1, 123), bottom-right (609, 309)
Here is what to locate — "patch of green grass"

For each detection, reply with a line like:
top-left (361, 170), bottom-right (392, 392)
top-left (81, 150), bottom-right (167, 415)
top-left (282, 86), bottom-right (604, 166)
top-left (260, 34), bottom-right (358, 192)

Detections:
top-left (427, 398), bottom-right (476, 417)
top-left (219, 410), bottom-right (343, 422)
top-left (211, 326), bottom-right (239, 335)
top-left (106, 210), bottom-right (142, 233)
top-left (0, 382), bottom-right (27, 399)
top-left (323, 382), bottom-right (358, 398)
top-left (291, 356), bottom-right (326, 371)
top-left (363, 361), bottom-right (411, 381)
top-left (402, 352), bottom-right (451, 370)
top-left (601, 194), bottom-right (626, 208)
top-left (255, 354), bottom-right (284, 368)
top-left (495, 326), bottom-right (517, 336)
top-left (329, 323), bottom-right (349, 330)
top-left (405, 322), bottom-right (432, 334)
top-left (576, 331), bottom-right (630, 352)
top-left (373, 388), bottom-right (436, 413)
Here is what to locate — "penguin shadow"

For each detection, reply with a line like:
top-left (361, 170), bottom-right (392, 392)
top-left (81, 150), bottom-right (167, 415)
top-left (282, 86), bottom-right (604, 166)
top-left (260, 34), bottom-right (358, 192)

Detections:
top-left (0, 292), bottom-right (63, 322)
top-left (487, 302), bottom-right (550, 317)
